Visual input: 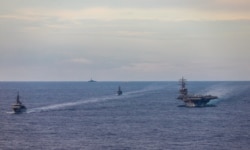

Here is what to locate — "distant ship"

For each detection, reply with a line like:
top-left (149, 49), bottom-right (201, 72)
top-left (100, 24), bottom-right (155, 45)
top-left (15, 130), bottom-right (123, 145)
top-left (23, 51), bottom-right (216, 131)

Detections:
top-left (88, 78), bottom-right (96, 82)
top-left (12, 92), bottom-right (26, 114)
top-left (177, 77), bottom-right (218, 107)
top-left (117, 86), bottom-right (123, 96)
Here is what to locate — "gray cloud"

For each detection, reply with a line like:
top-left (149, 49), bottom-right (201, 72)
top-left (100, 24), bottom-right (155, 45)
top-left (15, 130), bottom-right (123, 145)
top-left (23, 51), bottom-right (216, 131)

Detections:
top-left (0, 1), bottom-right (250, 81)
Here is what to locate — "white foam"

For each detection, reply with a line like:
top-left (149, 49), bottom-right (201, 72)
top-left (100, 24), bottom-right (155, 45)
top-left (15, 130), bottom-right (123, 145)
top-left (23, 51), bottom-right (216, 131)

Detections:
top-left (125, 85), bottom-right (165, 95)
top-left (27, 95), bottom-right (119, 113)
top-left (27, 86), bottom-right (164, 113)
top-left (202, 84), bottom-right (239, 105)
top-left (6, 111), bottom-right (15, 114)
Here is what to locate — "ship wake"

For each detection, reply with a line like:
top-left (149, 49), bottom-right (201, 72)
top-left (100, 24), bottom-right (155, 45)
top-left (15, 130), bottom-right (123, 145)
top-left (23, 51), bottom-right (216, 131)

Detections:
top-left (27, 85), bottom-right (165, 113)
top-left (201, 84), bottom-right (241, 105)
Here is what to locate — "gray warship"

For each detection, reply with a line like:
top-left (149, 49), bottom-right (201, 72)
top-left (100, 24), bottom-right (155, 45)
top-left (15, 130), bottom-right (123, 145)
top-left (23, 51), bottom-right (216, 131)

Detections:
top-left (88, 78), bottom-right (96, 82)
top-left (177, 77), bottom-right (218, 107)
top-left (12, 92), bottom-right (26, 114)
top-left (117, 86), bottom-right (122, 96)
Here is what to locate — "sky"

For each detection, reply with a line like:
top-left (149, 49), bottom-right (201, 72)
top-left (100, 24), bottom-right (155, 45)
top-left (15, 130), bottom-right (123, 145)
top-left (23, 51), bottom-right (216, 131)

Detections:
top-left (0, 0), bottom-right (250, 81)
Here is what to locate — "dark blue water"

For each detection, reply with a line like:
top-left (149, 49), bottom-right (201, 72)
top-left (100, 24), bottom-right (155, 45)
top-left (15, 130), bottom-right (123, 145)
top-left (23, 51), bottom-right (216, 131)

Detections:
top-left (0, 81), bottom-right (249, 150)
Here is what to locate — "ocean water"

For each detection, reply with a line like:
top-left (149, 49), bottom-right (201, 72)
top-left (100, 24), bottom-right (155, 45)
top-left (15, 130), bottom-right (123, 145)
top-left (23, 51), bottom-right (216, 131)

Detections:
top-left (0, 81), bottom-right (249, 150)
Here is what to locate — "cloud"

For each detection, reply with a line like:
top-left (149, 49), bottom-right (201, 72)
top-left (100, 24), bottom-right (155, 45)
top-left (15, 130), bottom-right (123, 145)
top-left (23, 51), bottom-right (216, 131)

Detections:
top-left (0, 1), bottom-right (250, 81)
top-left (1, 6), bottom-right (250, 25)
top-left (121, 62), bottom-right (175, 73)
top-left (216, 0), bottom-right (250, 5)
top-left (67, 58), bottom-right (92, 64)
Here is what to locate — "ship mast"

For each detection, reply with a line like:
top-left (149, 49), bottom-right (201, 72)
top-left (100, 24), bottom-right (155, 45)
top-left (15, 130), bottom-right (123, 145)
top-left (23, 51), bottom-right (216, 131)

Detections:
top-left (179, 77), bottom-right (188, 96)
top-left (16, 92), bottom-right (22, 104)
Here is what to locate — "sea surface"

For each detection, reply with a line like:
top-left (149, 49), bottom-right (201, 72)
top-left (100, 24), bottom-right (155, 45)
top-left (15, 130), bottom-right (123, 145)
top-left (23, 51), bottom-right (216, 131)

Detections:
top-left (0, 81), bottom-right (249, 150)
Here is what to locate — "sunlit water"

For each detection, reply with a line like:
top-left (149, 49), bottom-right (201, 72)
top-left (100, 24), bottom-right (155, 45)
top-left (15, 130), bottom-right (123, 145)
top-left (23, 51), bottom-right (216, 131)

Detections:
top-left (0, 81), bottom-right (249, 150)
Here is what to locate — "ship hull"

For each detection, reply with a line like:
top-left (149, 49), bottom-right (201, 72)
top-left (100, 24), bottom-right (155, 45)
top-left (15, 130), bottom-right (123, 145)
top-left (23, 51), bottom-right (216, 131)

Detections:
top-left (181, 96), bottom-right (217, 107)
top-left (12, 104), bottom-right (26, 114)
top-left (117, 91), bottom-right (122, 96)
top-left (184, 100), bottom-right (210, 107)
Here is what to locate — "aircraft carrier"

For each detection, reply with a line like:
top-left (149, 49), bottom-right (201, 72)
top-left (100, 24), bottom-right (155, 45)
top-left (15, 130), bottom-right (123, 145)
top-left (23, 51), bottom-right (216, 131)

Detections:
top-left (177, 77), bottom-right (218, 107)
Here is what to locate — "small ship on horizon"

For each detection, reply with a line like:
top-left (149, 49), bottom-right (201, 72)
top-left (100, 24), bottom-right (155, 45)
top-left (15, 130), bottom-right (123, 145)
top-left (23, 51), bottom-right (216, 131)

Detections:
top-left (177, 77), bottom-right (218, 107)
top-left (117, 86), bottom-right (122, 96)
top-left (12, 92), bottom-right (26, 114)
top-left (88, 78), bottom-right (96, 82)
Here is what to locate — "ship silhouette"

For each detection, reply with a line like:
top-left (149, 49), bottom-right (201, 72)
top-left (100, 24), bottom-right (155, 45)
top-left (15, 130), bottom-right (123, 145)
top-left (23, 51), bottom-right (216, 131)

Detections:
top-left (12, 92), bottom-right (26, 113)
top-left (117, 86), bottom-right (122, 96)
top-left (177, 77), bottom-right (218, 107)
top-left (88, 78), bottom-right (96, 82)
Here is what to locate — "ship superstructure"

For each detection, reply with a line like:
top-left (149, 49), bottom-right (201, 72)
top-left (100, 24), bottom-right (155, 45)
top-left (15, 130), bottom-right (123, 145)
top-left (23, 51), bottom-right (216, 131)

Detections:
top-left (177, 77), bottom-right (218, 107)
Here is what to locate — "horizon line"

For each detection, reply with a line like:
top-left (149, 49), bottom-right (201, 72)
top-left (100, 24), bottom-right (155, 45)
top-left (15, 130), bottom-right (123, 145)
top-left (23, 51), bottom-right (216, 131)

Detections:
top-left (0, 80), bottom-right (249, 82)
